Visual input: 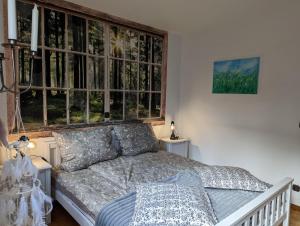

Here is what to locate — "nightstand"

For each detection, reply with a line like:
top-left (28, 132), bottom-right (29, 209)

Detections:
top-left (31, 157), bottom-right (52, 224)
top-left (159, 137), bottom-right (190, 158)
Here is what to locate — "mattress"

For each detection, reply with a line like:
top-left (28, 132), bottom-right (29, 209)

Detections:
top-left (54, 151), bottom-right (261, 223)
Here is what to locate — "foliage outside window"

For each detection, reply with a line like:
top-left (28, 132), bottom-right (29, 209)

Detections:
top-left (16, 0), bottom-right (164, 130)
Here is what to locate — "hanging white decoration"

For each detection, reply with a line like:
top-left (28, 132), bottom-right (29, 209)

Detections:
top-left (15, 195), bottom-right (29, 226)
top-left (0, 151), bottom-right (53, 226)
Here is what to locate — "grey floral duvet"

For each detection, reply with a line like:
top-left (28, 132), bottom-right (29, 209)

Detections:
top-left (54, 151), bottom-right (269, 226)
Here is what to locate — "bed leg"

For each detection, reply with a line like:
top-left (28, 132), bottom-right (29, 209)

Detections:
top-left (283, 183), bottom-right (292, 226)
top-left (283, 207), bottom-right (290, 226)
top-left (282, 216), bottom-right (290, 226)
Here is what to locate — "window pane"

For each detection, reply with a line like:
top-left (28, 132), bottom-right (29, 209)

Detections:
top-left (138, 92), bottom-right (149, 118)
top-left (19, 48), bottom-right (42, 87)
top-left (139, 34), bottom-right (151, 62)
top-left (68, 54), bottom-right (86, 89)
top-left (125, 92), bottom-right (137, 120)
top-left (20, 89), bottom-right (44, 129)
top-left (110, 59), bottom-right (124, 89)
top-left (152, 37), bottom-right (163, 64)
top-left (68, 15), bottom-right (86, 52)
top-left (69, 90), bottom-right (86, 123)
top-left (88, 57), bottom-right (104, 90)
top-left (47, 90), bottom-right (67, 125)
top-left (151, 65), bottom-right (161, 91)
top-left (89, 91), bottom-right (104, 123)
top-left (125, 30), bottom-right (138, 60)
top-left (125, 62), bottom-right (137, 90)
top-left (17, 2), bottom-right (41, 44)
top-left (110, 92), bottom-right (123, 120)
top-left (110, 26), bottom-right (124, 58)
top-left (45, 50), bottom-right (66, 88)
top-left (44, 9), bottom-right (65, 49)
top-left (88, 20), bottom-right (104, 55)
top-left (139, 64), bottom-right (150, 91)
top-left (151, 93), bottom-right (161, 117)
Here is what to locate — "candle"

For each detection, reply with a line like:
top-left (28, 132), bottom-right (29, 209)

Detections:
top-left (31, 4), bottom-right (39, 52)
top-left (8, 0), bottom-right (17, 41)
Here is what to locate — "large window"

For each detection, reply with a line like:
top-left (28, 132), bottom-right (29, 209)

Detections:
top-left (14, 0), bottom-right (166, 130)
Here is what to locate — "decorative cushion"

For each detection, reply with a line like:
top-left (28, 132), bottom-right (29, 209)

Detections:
top-left (53, 126), bottom-right (118, 172)
top-left (113, 123), bottom-right (159, 156)
top-left (194, 166), bottom-right (271, 192)
top-left (130, 182), bottom-right (217, 226)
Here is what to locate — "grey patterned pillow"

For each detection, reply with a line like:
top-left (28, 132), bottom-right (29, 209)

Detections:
top-left (53, 126), bottom-right (118, 172)
top-left (113, 123), bottom-right (159, 156)
top-left (130, 183), bottom-right (217, 226)
top-left (194, 166), bottom-right (271, 192)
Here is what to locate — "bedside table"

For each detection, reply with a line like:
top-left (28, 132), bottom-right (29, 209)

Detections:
top-left (31, 157), bottom-right (52, 224)
top-left (159, 137), bottom-right (190, 158)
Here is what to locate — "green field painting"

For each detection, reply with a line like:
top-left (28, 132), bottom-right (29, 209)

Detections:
top-left (212, 57), bottom-right (260, 94)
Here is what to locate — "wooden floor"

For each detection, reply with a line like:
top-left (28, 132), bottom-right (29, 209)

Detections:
top-left (290, 205), bottom-right (300, 226)
top-left (49, 202), bottom-right (79, 226)
top-left (49, 202), bottom-right (300, 226)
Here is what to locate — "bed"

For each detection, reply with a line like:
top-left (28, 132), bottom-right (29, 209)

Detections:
top-left (48, 124), bottom-right (293, 226)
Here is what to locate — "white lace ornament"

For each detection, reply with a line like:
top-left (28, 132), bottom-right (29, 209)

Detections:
top-left (0, 152), bottom-right (53, 226)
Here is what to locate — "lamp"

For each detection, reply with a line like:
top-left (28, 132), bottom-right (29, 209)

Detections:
top-left (19, 135), bottom-right (36, 149)
top-left (170, 121), bottom-right (178, 140)
top-left (7, 135), bottom-right (35, 157)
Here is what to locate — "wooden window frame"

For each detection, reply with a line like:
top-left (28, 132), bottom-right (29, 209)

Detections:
top-left (2, 0), bottom-right (168, 135)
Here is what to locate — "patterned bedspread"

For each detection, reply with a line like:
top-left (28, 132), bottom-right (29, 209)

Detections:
top-left (95, 172), bottom-right (261, 226)
top-left (54, 151), bottom-right (263, 225)
top-left (54, 151), bottom-right (205, 219)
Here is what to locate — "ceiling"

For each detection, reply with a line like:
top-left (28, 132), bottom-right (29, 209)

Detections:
top-left (69, 0), bottom-right (297, 34)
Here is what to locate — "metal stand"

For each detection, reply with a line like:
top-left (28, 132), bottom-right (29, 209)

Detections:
top-left (1, 39), bottom-right (37, 134)
top-left (0, 40), bottom-right (37, 94)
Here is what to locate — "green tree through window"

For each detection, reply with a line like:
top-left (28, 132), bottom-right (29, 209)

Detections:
top-left (16, 0), bottom-right (164, 130)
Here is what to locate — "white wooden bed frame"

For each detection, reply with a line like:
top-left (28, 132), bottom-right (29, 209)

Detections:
top-left (48, 142), bottom-right (293, 226)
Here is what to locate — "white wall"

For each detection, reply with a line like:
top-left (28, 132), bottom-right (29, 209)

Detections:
top-left (177, 2), bottom-right (300, 205)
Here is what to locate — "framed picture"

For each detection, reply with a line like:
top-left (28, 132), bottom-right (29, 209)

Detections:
top-left (212, 57), bottom-right (260, 94)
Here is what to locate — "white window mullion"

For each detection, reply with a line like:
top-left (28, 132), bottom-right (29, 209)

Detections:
top-left (41, 6), bottom-right (47, 127)
top-left (137, 33), bottom-right (140, 119)
top-left (86, 19), bottom-right (89, 124)
top-left (65, 13), bottom-right (70, 125)
top-left (104, 23), bottom-right (110, 121)
top-left (122, 28), bottom-right (126, 120)
top-left (148, 36), bottom-right (153, 118)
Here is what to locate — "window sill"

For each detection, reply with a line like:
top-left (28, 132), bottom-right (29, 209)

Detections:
top-left (8, 119), bottom-right (165, 141)
top-left (144, 119), bottom-right (165, 126)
